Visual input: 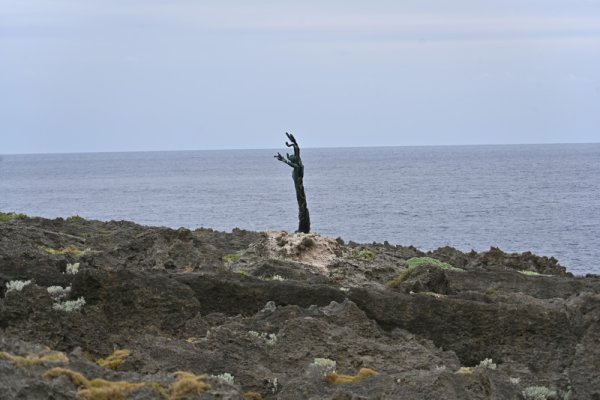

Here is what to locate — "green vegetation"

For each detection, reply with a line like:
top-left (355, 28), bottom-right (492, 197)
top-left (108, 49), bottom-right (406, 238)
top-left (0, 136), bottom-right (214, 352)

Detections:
top-left (53, 297), bottom-right (86, 312)
top-left (0, 212), bottom-right (26, 222)
top-left (222, 252), bottom-right (242, 265)
top-left (66, 215), bottom-right (85, 223)
top-left (0, 350), bottom-right (68, 367)
top-left (406, 257), bottom-right (462, 271)
top-left (518, 270), bottom-right (552, 277)
top-left (248, 331), bottom-right (277, 346)
top-left (522, 386), bottom-right (557, 400)
top-left (5, 280), bottom-right (32, 293)
top-left (66, 262), bottom-right (80, 274)
top-left (385, 269), bottom-right (414, 289)
top-left (214, 372), bottom-right (235, 385)
top-left (40, 245), bottom-right (92, 257)
top-left (484, 288), bottom-right (497, 296)
top-left (385, 257), bottom-right (464, 289)
top-left (43, 367), bottom-right (211, 400)
top-left (96, 349), bottom-right (131, 370)
top-left (357, 250), bottom-right (375, 260)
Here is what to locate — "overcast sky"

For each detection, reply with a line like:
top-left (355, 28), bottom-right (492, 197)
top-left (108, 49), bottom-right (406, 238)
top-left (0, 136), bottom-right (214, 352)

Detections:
top-left (1, 0), bottom-right (599, 154)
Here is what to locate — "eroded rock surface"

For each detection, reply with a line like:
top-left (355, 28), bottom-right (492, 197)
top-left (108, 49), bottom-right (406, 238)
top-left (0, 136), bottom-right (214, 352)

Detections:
top-left (1, 215), bottom-right (598, 399)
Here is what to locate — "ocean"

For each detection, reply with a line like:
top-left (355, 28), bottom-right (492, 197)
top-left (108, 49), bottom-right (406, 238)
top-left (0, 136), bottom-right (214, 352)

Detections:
top-left (1, 144), bottom-right (598, 275)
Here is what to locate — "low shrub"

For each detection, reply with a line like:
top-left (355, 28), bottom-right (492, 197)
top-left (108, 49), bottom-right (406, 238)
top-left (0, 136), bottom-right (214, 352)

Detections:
top-left (0, 212), bottom-right (26, 222)
top-left (66, 215), bottom-right (85, 223)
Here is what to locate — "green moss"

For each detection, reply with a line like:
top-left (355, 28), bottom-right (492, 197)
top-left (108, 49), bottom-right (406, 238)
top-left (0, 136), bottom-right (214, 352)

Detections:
top-left (385, 269), bottom-right (413, 288)
top-left (518, 270), bottom-right (552, 277)
top-left (357, 250), bottom-right (375, 260)
top-left (222, 253), bottom-right (241, 265)
top-left (385, 257), bottom-right (464, 289)
top-left (406, 257), bottom-right (463, 271)
top-left (40, 245), bottom-right (92, 257)
top-left (484, 288), bottom-right (497, 296)
top-left (66, 215), bottom-right (85, 223)
top-left (0, 212), bottom-right (26, 222)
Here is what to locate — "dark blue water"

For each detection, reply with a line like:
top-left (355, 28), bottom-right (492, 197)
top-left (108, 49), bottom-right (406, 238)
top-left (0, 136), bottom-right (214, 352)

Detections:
top-left (1, 144), bottom-right (598, 275)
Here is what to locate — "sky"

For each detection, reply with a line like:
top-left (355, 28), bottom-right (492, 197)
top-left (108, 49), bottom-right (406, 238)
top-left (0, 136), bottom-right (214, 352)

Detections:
top-left (1, 0), bottom-right (599, 154)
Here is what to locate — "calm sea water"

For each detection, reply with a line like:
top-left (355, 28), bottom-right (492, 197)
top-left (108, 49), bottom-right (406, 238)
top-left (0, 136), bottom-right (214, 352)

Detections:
top-left (1, 144), bottom-right (598, 275)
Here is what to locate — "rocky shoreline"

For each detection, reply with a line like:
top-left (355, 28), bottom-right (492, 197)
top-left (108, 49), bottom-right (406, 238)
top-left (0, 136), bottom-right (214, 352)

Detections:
top-left (1, 214), bottom-right (599, 399)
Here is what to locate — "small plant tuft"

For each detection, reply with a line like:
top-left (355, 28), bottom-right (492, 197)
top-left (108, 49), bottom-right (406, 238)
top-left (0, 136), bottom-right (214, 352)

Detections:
top-left (522, 386), bottom-right (557, 400)
top-left (214, 372), bottom-right (235, 385)
top-left (53, 297), bottom-right (86, 312)
top-left (96, 349), bottom-right (131, 370)
top-left (357, 250), bottom-right (375, 260)
top-left (248, 331), bottom-right (277, 346)
top-left (222, 253), bottom-right (241, 265)
top-left (309, 358), bottom-right (337, 376)
top-left (171, 371), bottom-right (210, 398)
top-left (385, 269), bottom-right (413, 289)
top-left (477, 358), bottom-right (497, 370)
top-left (324, 368), bottom-right (378, 384)
top-left (65, 262), bottom-right (80, 274)
top-left (5, 280), bottom-right (32, 293)
top-left (47, 285), bottom-right (72, 301)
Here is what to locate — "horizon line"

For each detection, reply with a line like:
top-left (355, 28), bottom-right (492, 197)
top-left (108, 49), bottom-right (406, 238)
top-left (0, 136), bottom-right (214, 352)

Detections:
top-left (2, 141), bottom-right (599, 157)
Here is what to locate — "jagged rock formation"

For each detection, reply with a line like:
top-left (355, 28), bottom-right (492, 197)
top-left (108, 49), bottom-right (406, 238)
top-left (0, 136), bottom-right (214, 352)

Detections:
top-left (0, 215), bottom-right (598, 399)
